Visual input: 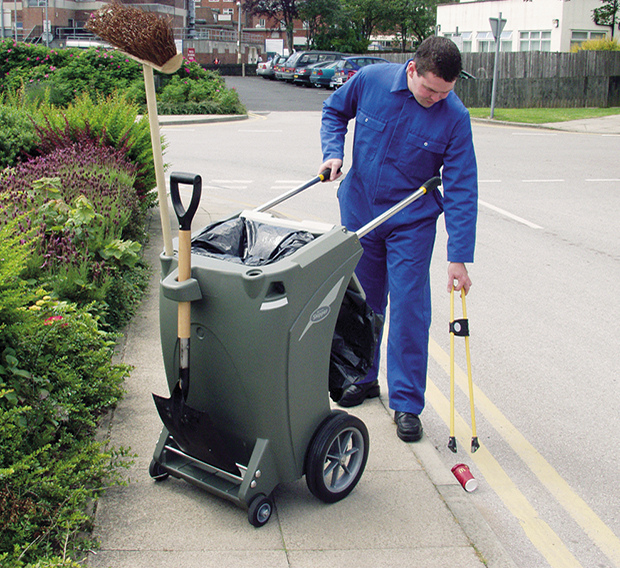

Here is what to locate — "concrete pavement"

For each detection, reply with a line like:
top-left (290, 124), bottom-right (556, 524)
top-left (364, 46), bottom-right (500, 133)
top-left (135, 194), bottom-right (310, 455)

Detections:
top-left (87, 112), bottom-right (617, 568)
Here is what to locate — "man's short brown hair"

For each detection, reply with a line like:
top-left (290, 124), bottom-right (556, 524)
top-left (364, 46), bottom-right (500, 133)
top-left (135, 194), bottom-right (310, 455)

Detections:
top-left (414, 36), bottom-right (462, 83)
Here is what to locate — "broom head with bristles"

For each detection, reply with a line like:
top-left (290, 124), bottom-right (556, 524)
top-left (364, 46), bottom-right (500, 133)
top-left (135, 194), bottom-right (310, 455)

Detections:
top-left (86, 1), bottom-right (183, 73)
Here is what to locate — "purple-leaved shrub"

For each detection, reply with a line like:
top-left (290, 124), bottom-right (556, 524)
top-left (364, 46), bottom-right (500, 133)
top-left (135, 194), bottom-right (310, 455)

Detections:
top-left (0, 136), bottom-right (141, 296)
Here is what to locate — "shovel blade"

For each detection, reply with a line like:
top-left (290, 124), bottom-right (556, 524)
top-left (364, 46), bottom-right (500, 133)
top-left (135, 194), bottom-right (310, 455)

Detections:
top-left (153, 386), bottom-right (238, 474)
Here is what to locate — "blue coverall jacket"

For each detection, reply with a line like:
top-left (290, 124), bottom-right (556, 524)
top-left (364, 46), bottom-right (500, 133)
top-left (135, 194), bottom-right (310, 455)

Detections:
top-left (321, 61), bottom-right (478, 415)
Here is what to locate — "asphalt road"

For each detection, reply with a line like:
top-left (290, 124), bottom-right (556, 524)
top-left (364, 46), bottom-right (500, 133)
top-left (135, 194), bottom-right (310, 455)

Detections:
top-left (225, 75), bottom-right (332, 112)
top-left (162, 77), bottom-right (620, 568)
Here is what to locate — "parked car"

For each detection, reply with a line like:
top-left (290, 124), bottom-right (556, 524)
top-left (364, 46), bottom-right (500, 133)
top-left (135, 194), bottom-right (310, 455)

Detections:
top-left (257, 53), bottom-right (288, 80)
top-left (309, 60), bottom-right (340, 89)
top-left (275, 51), bottom-right (344, 82)
top-left (272, 57), bottom-right (288, 80)
top-left (329, 56), bottom-right (390, 89)
top-left (293, 60), bottom-right (337, 87)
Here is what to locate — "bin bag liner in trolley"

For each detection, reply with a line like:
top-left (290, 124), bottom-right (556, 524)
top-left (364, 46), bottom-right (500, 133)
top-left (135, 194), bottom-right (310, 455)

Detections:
top-left (328, 285), bottom-right (384, 402)
top-left (191, 217), bottom-right (315, 266)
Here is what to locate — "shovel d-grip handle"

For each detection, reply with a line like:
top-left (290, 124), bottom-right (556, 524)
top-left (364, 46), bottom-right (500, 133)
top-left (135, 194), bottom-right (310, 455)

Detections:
top-left (170, 172), bottom-right (202, 231)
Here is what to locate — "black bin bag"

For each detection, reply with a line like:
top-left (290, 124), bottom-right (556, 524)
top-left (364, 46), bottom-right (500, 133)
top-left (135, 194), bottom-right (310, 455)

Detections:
top-left (328, 281), bottom-right (384, 402)
top-left (191, 217), bottom-right (382, 403)
top-left (191, 217), bottom-right (315, 265)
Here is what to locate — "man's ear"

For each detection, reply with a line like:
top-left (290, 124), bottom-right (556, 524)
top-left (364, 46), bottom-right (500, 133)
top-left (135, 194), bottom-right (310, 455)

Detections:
top-left (407, 61), bottom-right (417, 77)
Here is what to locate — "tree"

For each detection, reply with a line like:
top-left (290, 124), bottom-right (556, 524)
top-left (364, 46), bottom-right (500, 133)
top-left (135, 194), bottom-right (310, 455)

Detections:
top-left (593, 0), bottom-right (620, 40)
top-left (379, 0), bottom-right (437, 52)
top-left (243, 0), bottom-right (300, 53)
top-left (297, 0), bottom-right (342, 49)
top-left (343, 0), bottom-right (390, 42)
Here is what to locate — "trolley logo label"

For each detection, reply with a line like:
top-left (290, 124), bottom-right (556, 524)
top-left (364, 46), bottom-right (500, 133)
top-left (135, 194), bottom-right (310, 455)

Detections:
top-left (311, 306), bottom-right (331, 322)
top-left (299, 276), bottom-right (345, 341)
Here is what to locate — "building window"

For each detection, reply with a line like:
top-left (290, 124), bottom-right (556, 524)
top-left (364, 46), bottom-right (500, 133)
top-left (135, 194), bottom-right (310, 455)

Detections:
top-left (444, 31), bottom-right (473, 53)
top-left (499, 31), bottom-right (512, 52)
top-left (476, 31), bottom-right (511, 53)
top-left (477, 31), bottom-right (494, 52)
top-left (570, 30), bottom-right (607, 48)
top-left (222, 8), bottom-right (234, 15)
top-left (520, 31), bottom-right (551, 52)
top-left (259, 18), bottom-right (265, 28)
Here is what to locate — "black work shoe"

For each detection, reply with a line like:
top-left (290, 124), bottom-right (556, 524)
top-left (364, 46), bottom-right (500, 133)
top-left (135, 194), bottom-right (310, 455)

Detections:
top-left (394, 411), bottom-right (423, 442)
top-left (337, 380), bottom-right (380, 408)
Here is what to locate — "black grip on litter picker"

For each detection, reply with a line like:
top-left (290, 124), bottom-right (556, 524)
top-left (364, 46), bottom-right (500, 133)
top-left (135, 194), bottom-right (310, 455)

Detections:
top-left (170, 172), bottom-right (202, 231)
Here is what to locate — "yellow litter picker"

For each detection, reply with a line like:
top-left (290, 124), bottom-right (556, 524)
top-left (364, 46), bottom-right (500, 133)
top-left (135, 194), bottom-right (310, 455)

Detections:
top-left (448, 287), bottom-right (480, 454)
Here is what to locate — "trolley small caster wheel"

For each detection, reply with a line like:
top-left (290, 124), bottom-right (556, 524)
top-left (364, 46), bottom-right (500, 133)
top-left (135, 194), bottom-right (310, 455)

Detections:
top-left (149, 459), bottom-right (169, 481)
top-left (247, 494), bottom-right (274, 527)
top-left (305, 411), bottom-right (369, 503)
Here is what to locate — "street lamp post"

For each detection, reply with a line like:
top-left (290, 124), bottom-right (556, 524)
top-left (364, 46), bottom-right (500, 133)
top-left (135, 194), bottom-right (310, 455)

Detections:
top-left (44, 0), bottom-right (49, 47)
top-left (236, 1), bottom-right (242, 64)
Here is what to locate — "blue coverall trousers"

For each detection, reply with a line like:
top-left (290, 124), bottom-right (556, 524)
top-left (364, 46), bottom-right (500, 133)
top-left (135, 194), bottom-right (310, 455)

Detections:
top-left (342, 205), bottom-right (439, 416)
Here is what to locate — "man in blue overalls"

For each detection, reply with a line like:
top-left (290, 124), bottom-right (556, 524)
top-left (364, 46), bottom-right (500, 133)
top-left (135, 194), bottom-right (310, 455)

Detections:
top-left (319, 36), bottom-right (478, 442)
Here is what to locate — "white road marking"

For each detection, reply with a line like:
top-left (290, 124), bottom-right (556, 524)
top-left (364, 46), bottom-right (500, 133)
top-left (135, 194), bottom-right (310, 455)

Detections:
top-left (479, 200), bottom-right (543, 229)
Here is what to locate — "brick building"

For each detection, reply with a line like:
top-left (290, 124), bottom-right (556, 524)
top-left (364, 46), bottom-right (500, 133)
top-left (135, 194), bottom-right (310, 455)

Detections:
top-left (0, 0), bottom-right (307, 64)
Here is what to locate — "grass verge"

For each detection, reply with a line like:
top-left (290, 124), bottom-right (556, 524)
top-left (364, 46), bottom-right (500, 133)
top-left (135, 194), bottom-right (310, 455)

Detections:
top-left (468, 107), bottom-right (620, 123)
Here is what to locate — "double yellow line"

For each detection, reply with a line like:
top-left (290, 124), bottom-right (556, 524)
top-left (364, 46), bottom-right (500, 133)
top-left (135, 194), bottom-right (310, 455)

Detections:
top-left (427, 338), bottom-right (620, 568)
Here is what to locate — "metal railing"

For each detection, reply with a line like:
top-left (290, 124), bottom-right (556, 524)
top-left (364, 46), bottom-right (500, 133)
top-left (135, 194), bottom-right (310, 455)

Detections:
top-left (16, 24), bottom-right (264, 48)
top-left (174, 27), bottom-right (263, 45)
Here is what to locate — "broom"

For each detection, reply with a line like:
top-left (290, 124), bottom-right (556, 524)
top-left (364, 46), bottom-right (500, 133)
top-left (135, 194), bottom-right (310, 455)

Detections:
top-left (86, 1), bottom-right (184, 256)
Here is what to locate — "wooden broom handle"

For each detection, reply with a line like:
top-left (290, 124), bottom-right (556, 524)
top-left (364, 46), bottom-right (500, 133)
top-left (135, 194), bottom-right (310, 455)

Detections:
top-left (143, 64), bottom-right (173, 256)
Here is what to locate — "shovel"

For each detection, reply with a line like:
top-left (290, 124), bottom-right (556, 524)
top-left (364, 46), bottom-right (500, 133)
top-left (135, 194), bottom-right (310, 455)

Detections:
top-left (153, 172), bottom-right (238, 473)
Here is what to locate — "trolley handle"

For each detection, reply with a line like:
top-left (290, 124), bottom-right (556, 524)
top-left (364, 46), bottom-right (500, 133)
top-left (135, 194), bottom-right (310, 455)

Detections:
top-left (356, 176), bottom-right (441, 239)
top-left (253, 168), bottom-right (337, 213)
top-left (170, 172), bottom-right (202, 231)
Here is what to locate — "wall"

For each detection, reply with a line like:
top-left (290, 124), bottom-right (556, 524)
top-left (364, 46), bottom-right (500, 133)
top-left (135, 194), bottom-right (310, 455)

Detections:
top-left (437, 0), bottom-right (606, 53)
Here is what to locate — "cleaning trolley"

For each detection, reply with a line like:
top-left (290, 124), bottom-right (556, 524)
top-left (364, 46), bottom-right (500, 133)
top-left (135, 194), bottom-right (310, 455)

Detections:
top-left (148, 171), bottom-right (441, 526)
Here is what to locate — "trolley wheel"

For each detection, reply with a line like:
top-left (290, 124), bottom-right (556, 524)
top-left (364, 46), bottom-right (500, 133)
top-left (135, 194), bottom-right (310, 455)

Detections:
top-left (149, 459), bottom-right (169, 481)
top-left (305, 412), bottom-right (369, 503)
top-left (247, 494), bottom-right (273, 527)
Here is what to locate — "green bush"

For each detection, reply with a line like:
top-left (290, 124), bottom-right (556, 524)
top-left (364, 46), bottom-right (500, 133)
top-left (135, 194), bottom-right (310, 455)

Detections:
top-left (0, 135), bottom-right (151, 327)
top-left (0, 40), bottom-right (246, 115)
top-left (571, 38), bottom-right (620, 52)
top-left (158, 62), bottom-right (245, 114)
top-left (0, 220), bottom-right (133, 566)
top-left (0, 104), bottom-right (39, 169)
top-left (34, 91), bottom-right (156, 207)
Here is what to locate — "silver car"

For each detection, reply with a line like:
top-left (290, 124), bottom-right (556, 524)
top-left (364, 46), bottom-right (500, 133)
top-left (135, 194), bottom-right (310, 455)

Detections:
top-left (257, 54), bottom-right (288, 80)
